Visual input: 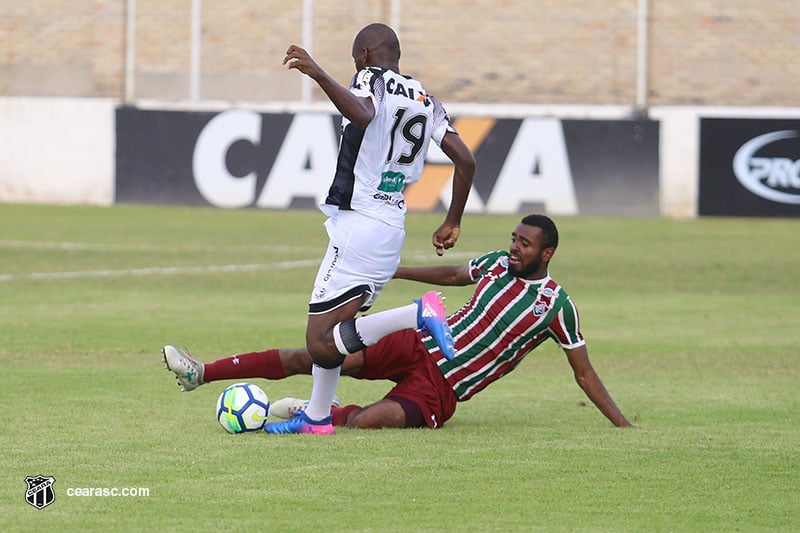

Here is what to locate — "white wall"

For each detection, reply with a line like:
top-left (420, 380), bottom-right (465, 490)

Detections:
top-left (0, 97), bottom-right (116, 206)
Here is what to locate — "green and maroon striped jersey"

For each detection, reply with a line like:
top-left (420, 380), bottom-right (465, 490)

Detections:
top-left (422, 250), bottom-right (585, 401)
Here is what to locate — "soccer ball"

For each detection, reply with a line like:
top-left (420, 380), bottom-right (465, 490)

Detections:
top-left (215, 382), bottom-right (270, 434)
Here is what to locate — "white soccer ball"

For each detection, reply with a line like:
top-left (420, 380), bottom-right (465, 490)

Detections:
top-left (215, 382), bottom-right (270, 433)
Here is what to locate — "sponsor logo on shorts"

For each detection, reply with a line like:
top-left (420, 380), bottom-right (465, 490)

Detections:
top-left (312, 286), bottom-right (327, 300)
top-left (323, 246), bottom-right (339, 282)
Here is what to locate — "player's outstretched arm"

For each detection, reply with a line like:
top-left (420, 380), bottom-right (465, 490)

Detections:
top-left (283, 45), bottom-right (374, 128)
top-left (432, 131), bottom-right (476, 256)
top-left (564, 345), bottom-right (634, 428)
top-left (394, 264), bottom-right (473, 287)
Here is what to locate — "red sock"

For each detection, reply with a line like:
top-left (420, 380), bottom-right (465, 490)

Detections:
top-left (203, 349), bottom-right (286, 382)
top-left (331, 404), bottom-right (361, 426)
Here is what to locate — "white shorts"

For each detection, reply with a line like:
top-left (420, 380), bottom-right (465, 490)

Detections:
top-left (308, 210), bottom-right (405, 315)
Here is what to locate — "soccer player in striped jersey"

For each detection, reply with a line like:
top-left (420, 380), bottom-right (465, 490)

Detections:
top-left (163, 215), bottom-right (633, 430)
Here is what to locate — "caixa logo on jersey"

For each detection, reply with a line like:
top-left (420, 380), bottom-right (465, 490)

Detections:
top-left (733, 130), bottom-right (800, 204)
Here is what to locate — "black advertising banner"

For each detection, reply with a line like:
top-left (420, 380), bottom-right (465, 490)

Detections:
top-left (562, 119), bottom-right (658, 216)
top-left (699, 118), bottom-right (800, 217)
top-left (115, 106), bottom-right (302, 207)
top-left (115, 107), bottom-right (659, 216)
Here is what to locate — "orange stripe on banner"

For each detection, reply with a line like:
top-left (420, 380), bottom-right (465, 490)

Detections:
top-left (454, 117), bottom-right (496, 149)
top-left (405, 118), bottom-right (495, 211)
top-left (405, 166), bottom-right (456, 210)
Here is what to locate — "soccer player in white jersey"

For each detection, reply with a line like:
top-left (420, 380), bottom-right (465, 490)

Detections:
top-left (164, 23), bottom-right (476, 435)
top-left (163, 215), bottom-right (634, 430)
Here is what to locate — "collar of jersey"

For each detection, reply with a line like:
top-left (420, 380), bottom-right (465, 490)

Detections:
top-left (514, 271), bottom-right (551, 286)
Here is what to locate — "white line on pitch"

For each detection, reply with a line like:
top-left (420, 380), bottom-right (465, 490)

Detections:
top-left (0, 260), bottom-right (319, 282)
top-left (0, 251), bottom-right (482, 282)
top-left (0, 240), bottom-right (318, 254)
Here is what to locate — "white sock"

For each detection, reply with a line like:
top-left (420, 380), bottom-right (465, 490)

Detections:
top-left (354, 303), bottom-right (418, 346)
top-left (304, 364), bottom-right (341, 421)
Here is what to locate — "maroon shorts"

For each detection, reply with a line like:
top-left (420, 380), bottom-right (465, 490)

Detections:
top-left (359, 329), bottom-right (458, 429)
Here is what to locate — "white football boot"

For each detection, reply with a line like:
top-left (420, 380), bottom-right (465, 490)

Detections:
top-left (269, 395), bottom-right (340, 419)
top-left (162, 345), bottom-right (205, 392)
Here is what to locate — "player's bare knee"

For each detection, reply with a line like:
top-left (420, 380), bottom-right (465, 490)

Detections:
top-left (305, 330), bottom-right (324, 352)
top-left (306, 330), bottom-right (347, 369)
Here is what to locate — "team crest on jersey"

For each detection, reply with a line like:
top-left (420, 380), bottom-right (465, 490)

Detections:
top-left (355, 69), bottom-right (374, 90)
top-left (532, 300), bottom-right (550, 317)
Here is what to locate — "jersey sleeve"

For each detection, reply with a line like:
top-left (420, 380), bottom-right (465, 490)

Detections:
top-left (428, 95), bottom-right (457, 145)
top-left (547, 296), bottom-right (586, 349)
top-left (468, 250), bottom-right (507, 282)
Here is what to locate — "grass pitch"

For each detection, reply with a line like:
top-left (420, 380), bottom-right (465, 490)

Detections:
top-left (0, 204), bottom-right (798, 531)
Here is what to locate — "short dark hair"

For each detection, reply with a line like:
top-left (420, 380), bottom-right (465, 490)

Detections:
top-left (354, 23), bottom-right (401, 63)
top-left (520, 214), bottom-right (559, 249)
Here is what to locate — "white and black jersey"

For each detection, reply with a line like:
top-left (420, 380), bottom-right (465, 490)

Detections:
top-left (321, 67), bottom-right (456, 228)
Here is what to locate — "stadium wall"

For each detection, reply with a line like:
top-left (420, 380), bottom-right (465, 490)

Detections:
top-left (0, 97), bottom-right (116, 206)
top-left (3, 1), bottom-right (799, 108)
top-left (2, 97), bottom-right (800, 218)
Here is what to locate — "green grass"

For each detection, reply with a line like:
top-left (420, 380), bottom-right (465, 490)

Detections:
top-left (0, 204), bottom-right (798, 531)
